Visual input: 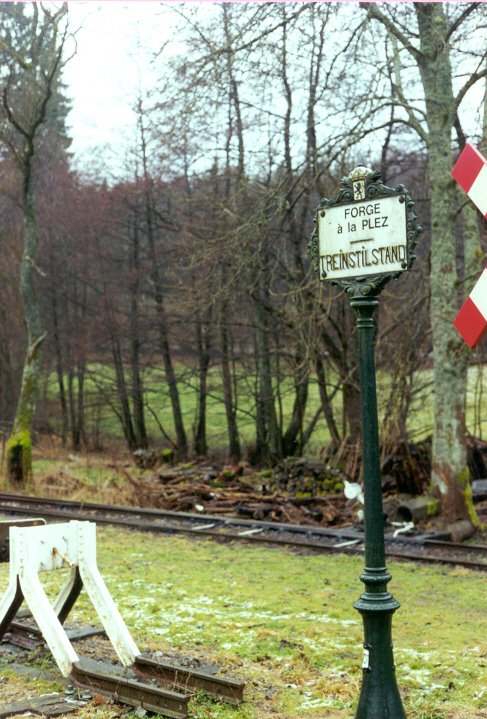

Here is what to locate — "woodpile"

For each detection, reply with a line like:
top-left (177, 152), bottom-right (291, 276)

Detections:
top-left (322, 435), bottom-right (487, 495)
top-left (121, 435), bottom-right (487, 529)
top-left (123, 463), bottom-right (354, 527)
top-left (381, 439), bottom-right (431, 495)
top-left (467, 435), bottom-right (487, 480)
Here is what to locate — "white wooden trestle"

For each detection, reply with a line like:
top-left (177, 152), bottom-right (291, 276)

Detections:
top-left (0, 520), bottom-right (139, 677)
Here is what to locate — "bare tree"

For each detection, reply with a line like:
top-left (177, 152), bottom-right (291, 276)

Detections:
top-left (0, 3), bottom-right (71, 486)
top-left (361, 2), bottom-right (487, 521)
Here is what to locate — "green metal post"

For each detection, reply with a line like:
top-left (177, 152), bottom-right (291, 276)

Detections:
top-left (309, 164), bottom-right (420, 718)
top-left (351, 296), bottom-right (405, 719)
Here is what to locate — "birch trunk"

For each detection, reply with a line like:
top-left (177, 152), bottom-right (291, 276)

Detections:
top-left (363, 2), bottom-right (485, 521)
top-left (415, 5), bottom-right (473, 520)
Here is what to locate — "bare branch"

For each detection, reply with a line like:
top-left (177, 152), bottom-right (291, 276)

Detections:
top-left (2, 80), bottom-right (30, 142)
top-left (359, 2), bottom-right (422, 61)
top-left (455, 65), bottom-right (487, 111)
top-left (445, 2), bottom-right (480, 44)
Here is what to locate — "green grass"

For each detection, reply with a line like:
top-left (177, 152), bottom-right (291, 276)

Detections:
top-left (45, 362), bottom-right (340, 452)
top-left (42, 362), bottom-right (487, 456)
top-left (2, 526), bottom-right (487, 718)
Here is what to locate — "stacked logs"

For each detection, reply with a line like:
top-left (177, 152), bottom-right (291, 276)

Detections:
top-left (125, 464), bottom-right (353, 527)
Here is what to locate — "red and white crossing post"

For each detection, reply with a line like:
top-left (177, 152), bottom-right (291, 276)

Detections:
top-left (452, 143), bottom-right (487, 348)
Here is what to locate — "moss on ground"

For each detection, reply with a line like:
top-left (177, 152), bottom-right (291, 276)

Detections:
top-left (1, 528), bottom-right (487, 718)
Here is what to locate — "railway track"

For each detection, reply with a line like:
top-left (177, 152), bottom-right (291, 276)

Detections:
top-left (0, 503), bottom-right (245, 719)
top-left (1, 492), bottom-right (487, 571)
top-left (2, 493), bottom-right (487, 717)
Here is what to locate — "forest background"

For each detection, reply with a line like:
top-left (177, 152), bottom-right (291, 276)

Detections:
top-left (0, 1), bottom-right (487, 521)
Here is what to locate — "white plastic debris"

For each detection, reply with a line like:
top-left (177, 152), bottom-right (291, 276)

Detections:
top-left (392, 521), bottom-right (415, 538)
top-left (343, 480), bottom-right (364, 504)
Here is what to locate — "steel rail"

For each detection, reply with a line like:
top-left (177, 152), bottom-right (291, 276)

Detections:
top-left (71, 658), bottom-right (190, 718)
top-left (0, 500), bottom-right (367, 555)
top-left (422, 538), bottom-right (487, 554)
top-left (1, 493), bottom-right (487, 571)
top-left (0, 492), bottom-right (362, 539)
top-left (133, 655), bottom-right (244, 705)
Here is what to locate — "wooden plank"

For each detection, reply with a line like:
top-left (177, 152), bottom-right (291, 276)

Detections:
top-left (0, 693), bottom-right (82, 718)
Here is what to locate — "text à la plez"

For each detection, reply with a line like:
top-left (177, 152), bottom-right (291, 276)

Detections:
top-left (340, 203), bottom-right (388, 233)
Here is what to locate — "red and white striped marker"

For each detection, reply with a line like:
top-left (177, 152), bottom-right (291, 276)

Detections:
top-left (452, 144), bottom-right (487, 348)
top-left (454, 268), bottom-right (487, 348)
top-left (451, 143), bottom-right (487, 219)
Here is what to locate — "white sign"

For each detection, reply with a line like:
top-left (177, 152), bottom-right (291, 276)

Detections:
top-left (318, 195), bottom-right (407, 280)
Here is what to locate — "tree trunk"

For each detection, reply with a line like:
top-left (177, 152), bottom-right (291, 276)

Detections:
top-left (68, 364), bottom-right (86, 452)
top-left (278, 7), bottom-right (312, 459)
top-left (194, 312), bottom-right (211, 456)
top-left (140, 154), bottom-right (187, 457)
top-left (252, 227), bottom-right (281, 464)
top-left (153, 295), bottom-right (188, 458)
top-left (254, 297), bottom-right (281, 464)
top-left (220, 320), bottom-right (241, 462)
top-left (128, 218), bottom-right (147, 449)
top-left (130, 331), bottom-right (147, 449)
top-left (51, 282), bottom-right (68, 447)
top-left (0, 308), bottom-right (17, 429)
top-left (315, 355), bottom-right (341, 447)
top-left (2, 3), bottom-right (67, 487)
top-left (415, 4), bottom-right (474, 522)
top-left (135, 103), bottom-right (187, 456)
top-left (67, 369), bottom-right (78, 450)
top-left (111, 337), bottom-right (137, 451)
top-left (76, 363), bottom-right (87, 449)
top-left (281, 362), bottom-right (309, 457)
top-left (253, 356), bottom-right (266, 463)
top-left (7, 183), bottom-right (45, 487)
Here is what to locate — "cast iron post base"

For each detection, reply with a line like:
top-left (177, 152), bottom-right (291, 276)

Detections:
top-left (354, 569), bottom-right (405, 719)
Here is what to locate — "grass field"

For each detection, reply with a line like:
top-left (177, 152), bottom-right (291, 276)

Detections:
top-left (41, 363), bottom-right (487, 455)
top-left (1, 527), bottom-right (487, 718)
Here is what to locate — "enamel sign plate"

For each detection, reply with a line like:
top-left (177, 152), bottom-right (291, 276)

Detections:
top-left (317, 195), bottom-right (408, 280)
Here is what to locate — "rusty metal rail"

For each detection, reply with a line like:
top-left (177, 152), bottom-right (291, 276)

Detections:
top-left (2, 492), bottom-right (487, 571)
top-left (0, 492), bottom-right (370, 552)
top-left (0, 491), bottom-right (362, 540)
top-left (71, 658), bottom-right (191, 718)
top-left (133, 654), bottom-right (244, 705)
top-left (4, 620), bottom-right (105, 650)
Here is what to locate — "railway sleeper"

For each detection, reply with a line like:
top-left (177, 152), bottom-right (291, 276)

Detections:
top-left (3, 620), bottom-right (106, 650)
top-left (0, 520), bottom-right (244, 716)
top-left (0, 691), bottom-right (86, 718)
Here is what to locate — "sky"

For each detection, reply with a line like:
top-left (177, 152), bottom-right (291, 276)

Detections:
top-left (62, 2), bottom-right (486, 180)
top-left (63, 2), bottom-right (173, 177)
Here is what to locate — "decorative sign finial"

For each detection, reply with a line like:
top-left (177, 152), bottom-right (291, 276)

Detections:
top-left (349, 166), bottom-right (372, 201)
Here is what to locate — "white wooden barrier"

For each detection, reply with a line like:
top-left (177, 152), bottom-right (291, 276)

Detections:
top-left (0, 521), bottom-right (139, 677)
